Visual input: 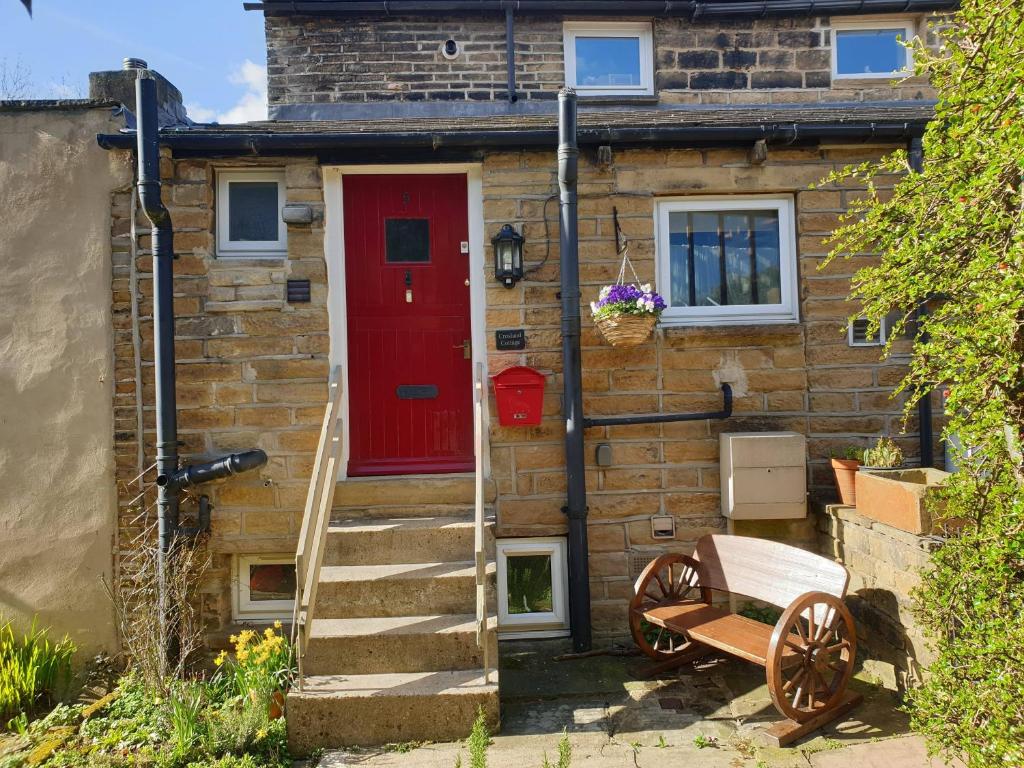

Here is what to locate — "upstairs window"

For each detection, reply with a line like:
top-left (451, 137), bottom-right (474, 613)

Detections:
top-left (563, 22), bottom-right (654, 97)
top-left (831, 20), bottom-right (915, 79)
top-left (656, 196), bottom-right (799, 326)
top-left (216, 169), bottom-right (287, 257)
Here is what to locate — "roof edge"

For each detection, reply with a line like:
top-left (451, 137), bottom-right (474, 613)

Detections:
top-left (244, 0), bottom-right (959, 17)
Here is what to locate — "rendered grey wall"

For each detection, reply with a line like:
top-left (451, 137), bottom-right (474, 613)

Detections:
top-left (0, 105), bottom-right (131, 656)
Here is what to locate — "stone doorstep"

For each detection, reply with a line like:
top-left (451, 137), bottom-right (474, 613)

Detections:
top-left (313, 560), bottom-right (496, 619)
top-left (333, 474), bottom-right (497, 507)
top-left (302, 614), bottom-right (499, 676)
top-left (323, 514), bottom-right (495, 566)
top-left (286, 669), bottom-right (499, 755)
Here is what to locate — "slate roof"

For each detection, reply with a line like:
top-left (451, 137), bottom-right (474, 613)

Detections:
top-left (167, 102), bottom-right (935, 137)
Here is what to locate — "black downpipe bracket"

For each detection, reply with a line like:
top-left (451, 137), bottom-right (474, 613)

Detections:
top-left (908, 136), bottom-right (935, 467)
top-left (505, 6), bottom-right (517, 103)
top-left (558, 89), bottom-right (592, 653)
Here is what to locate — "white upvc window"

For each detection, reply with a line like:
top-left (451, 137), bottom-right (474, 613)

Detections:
top-left (232, 554), bottom-right (296, 622)
top-left (496, 538), bottom-right (569, 639)
top-left (216, 168), bottom-right (287, 257)
top-left (831, 19), bottom-right (916, 80)
top-left (655, 195), bottom-right (800, 327)
top-left (563, 22), bottom-right (654, 97)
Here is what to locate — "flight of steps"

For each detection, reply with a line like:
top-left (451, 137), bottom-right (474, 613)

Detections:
top-left (286, 474), bottom-right (500, 755)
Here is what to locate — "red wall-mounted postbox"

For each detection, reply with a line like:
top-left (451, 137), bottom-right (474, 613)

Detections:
top-left (491, 366), bottom-right (546, 426)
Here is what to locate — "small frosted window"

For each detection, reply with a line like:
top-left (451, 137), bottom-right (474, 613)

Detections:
top-left (228, 181), bottom-right (280, 242)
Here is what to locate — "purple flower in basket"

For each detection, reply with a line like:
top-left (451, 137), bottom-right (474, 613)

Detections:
top-left (591, 283), bottom-right (666, 319)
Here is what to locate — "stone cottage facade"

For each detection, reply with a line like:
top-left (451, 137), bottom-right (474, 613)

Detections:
top-left (91, 0), bottom-right (955, 750)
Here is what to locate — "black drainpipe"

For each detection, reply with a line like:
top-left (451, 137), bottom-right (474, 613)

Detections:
top-left (558, 88), bottom-right (592, 653)
top-left (132, 61), bottom-right (180, 601)
top-left (505, 5), bottom-right (518, 103)
top-left (908, 136), bottom-right (935, 468)
top-left (130, 58), bottom-right (268, 659)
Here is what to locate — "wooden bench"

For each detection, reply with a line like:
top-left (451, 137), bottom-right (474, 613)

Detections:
top-left (629, 534), bottom-right (861, 746)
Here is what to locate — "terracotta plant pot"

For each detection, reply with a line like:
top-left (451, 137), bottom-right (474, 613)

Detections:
top-left (830, 458), bottom-right (861, 506)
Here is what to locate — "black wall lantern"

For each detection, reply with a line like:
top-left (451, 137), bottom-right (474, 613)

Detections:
top-left (492, 224), bottom-right (525, 288)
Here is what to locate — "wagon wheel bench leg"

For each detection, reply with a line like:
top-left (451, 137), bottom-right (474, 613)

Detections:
top-left (758, 590), bottom-right (863, 747)
top-left (634, 641), bottom-right (715, 680)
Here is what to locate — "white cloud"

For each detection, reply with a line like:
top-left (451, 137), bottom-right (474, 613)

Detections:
top-left (186, 60), bottom-right (267, 125)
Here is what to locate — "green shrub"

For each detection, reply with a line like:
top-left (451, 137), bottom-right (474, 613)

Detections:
top-left (0, 617), bottom-right (75, 724)
top-left (820, 0), bottom-right (1024, 763)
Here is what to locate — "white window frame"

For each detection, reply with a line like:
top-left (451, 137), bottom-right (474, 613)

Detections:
top-left (232, 554), bottom-right (296, 623)
top-left (831, 18), bottom-right (916, 80)
top-left (216, 168), bottom-right (287, 257)
top-left (563, 22), bottom-right (654, 97)
top-left (655, 195), bottom-right (800, 327)
top-left (496, 537), bottom-right (569, 639)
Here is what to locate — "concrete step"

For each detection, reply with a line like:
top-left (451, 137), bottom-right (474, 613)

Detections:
top-left (303, 614), bottom-right (498, 676)
top-left (323, 515), bottom-right (494, 566)
top-left (314, 561), bottom-right (495, 619)
top-left (333, 474), bottom-right (497, 511)
top-left (287, 669), bottom-right (499, 754)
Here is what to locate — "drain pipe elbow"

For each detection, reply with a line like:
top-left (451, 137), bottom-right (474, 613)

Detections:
top-left (158, 449), bottom-right (269, 492)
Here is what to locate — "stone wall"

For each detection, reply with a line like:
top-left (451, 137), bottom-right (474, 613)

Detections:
top-left (480, 143), bottom-right (934, 634)
top-left (110, 153), bottom-right (329, 640)
top-left (818, 504), bottom-right (938, 692)
top-left (265, 13), bottom-right (936, 108)
top-left (108, 142), bottom-right (942, 640)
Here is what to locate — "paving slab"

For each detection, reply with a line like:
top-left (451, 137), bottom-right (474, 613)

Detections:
top-left (809, 735), bottom-right (965, 768)
top-left (314, 639), bottom-right (962, 768)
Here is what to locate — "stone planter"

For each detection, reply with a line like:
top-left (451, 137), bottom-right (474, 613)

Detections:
top-left (855, 468), bottom-right (951, 535)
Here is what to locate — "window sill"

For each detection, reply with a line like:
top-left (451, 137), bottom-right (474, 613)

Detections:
top-left (661, 322), bottom-right (803, 339)
top-left (213, 254), bottom-right (288, 264)
top-left (575, 94), bottom-right (659, 105)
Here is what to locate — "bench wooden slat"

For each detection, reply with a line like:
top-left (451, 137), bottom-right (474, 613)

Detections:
top-left (642, 601), bottom-right (801, 667)
top-left (695, 535), bottom-right (849, 609)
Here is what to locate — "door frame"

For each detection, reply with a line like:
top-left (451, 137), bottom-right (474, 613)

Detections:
top-left (322, 163), bottom-right (491, 480)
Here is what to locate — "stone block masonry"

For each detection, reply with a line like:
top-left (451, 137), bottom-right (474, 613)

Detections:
top-left (818, 504), bottom-right (940, 692)
top-left (110, 152), bottom-right (329, 639)
top-left (265, 13), bottom-right (936, 109)
top-left (481, 144), bottom-right (931, 636)
top-left (107, 141), bottom-right (937, 642)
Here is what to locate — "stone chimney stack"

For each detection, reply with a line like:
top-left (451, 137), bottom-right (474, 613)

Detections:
top-left (88, 62), bottom-right (188, 125)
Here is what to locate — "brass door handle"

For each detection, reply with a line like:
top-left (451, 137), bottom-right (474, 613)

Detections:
top-left (453, 339), bottom-right (471, 359)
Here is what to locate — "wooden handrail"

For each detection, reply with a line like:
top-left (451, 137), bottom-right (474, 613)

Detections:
top-left (473, 362), bottom-right (492, 685)
top-left (293, 366), bottom-right (344, 690)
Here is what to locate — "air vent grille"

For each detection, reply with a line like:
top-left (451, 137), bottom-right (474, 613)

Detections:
top-left (848, 317), bottom-right (885, 347)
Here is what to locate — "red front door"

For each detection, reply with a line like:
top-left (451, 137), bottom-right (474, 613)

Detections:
top-left (343, 173), bottom-right (473, 476)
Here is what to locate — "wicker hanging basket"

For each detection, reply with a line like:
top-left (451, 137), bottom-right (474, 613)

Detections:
top-left (595, 312), bottom-right (657, 348)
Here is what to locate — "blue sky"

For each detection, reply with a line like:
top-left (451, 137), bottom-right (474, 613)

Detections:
top-left (0, 1), bottom-right (267, 121)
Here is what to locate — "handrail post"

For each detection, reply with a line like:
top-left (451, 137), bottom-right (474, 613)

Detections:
top-left (473, 362), bottom-right (490, 684)
top-left (292, 366), bottom-right (343, 691)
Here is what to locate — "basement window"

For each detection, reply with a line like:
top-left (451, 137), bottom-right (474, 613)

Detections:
top-left (216, 169), bottom-right (287, 257)
top-left (496, 538), bottom-right (569, 639)
top-left (233, 555), bottom-right (296, 622)
top-left (656, 196), bottom-right (799, 326)
top-left (831, 19), bottom-right (915, 79)
top-left (563, 22), bottom-right (654, 97)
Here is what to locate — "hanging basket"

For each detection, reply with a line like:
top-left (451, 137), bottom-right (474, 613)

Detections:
top-left (595, 312), bottom-right (657, 348)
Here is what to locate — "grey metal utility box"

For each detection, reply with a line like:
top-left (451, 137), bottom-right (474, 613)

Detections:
top-left (720, 432), bottom-right (807, 520)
